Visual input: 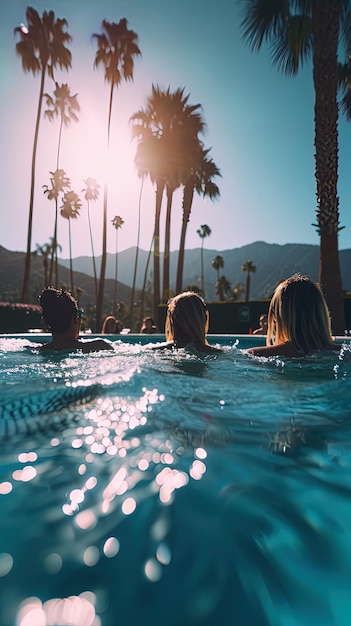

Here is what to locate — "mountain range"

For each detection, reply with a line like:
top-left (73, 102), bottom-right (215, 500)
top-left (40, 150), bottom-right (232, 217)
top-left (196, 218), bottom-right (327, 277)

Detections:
top-left (59, 241), bottom-right (351, 300)
top-left (1, 241), bottom-right (351, 306)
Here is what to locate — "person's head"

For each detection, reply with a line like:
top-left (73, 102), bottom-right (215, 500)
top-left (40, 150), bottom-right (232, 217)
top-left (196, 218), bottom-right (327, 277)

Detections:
top-left (102, 316), bottom-right (118, 334)
top-left (165, 291), bottom-right (210, 348)
top-left (39, 288), bottom-right (83, 335)
top-left (143, 317), bottom-right (155, 330)
top-left (267, 274), bottom-right (334, 353)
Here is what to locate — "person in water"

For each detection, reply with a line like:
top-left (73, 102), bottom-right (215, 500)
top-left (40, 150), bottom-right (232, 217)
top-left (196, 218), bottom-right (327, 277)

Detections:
top-left (253, 313), bottom-right (268, 335)
top-left (38, 288), bottom-right (114, 353)
top-left (140, 316), bottom-right (159, 334)
top-left (101, 315), bottom-right (123, 334)
top-left (161, 291), bottom-right (222, 354)
top-left (247, 274), bottom-right (340, 358)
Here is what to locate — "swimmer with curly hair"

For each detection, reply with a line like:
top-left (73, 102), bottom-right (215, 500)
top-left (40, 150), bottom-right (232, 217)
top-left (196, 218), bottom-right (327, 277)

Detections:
top-left (38, 288), bottom-right (114, 353)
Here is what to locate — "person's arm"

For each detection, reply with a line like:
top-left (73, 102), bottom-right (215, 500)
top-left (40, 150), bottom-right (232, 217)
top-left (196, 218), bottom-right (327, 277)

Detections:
top-left (246, 342), bottom-right (299, 358)
top-left (80, 339), bottom-right (115, 353)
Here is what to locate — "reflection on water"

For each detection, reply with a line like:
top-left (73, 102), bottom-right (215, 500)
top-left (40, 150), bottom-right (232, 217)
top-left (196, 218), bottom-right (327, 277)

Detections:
top-left (0, 338), bottom-right (351, 625)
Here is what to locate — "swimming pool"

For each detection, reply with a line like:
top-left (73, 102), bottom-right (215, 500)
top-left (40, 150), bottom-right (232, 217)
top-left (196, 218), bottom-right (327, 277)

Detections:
top-left (1, 334), bottom-right (351, 626)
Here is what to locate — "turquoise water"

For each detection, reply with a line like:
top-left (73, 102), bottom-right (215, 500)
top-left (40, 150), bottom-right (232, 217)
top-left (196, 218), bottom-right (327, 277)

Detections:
top-left (1, 335), bottom-right (351, 626)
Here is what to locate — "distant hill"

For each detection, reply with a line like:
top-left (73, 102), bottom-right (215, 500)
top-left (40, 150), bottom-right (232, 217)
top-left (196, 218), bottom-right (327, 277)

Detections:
top-left (2, 241), bottom-right (351, 305)
top-left (58, 241), bottom-right (351, 300)
top-left (0, 245), bottom-right (132, 309)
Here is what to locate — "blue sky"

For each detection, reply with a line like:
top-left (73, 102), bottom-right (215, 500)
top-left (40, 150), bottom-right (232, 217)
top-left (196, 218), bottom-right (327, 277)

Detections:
top-left (1, 0), bottom-right (351, 260)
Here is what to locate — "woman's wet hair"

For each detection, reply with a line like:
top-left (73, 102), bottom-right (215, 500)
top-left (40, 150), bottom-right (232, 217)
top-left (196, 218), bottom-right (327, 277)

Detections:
top-left (267, 274), bottom-right (334, 354)
top-left (39, 288), bottom-right (80, 333)
top-left (165, 291), bottom-right (209, 348)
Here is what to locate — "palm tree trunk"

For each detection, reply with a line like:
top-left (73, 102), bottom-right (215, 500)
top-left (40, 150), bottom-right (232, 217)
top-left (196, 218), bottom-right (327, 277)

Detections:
top-left (200, 241), bottom-right (204, 296)
top-left (96, 84), bottom-right (114, 331)
top-left (245, 273), bottom-right (250, 302)
top-left (87, 201), bottom-right (98, 302)
top-left (176, 215), bottom-right (188, 294)
top-left (140, 234), bottom-right (154, 325)
top-left (68, 218), bottom-right (74, 296)
top-left (21, 66), bottom-right (46, 303)
top-left (162, 186), bottom-right (173, 301)
top-left (130, 178), bottom-right (144, 330)
top-left (312, 0), bottom-right (345, 334)
top-left (153, 181), bottom-right (164, 320)
top-left (176, 181), bottom-right (194, 293)
top-left (113, 229), bottom-right (119, 315)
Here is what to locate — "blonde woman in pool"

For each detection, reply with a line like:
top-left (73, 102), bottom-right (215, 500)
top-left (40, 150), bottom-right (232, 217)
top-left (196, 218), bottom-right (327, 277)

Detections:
top-left (162, 291), bottom-right (222, 354)
top-left (247, 274), bottom-right (340, 358)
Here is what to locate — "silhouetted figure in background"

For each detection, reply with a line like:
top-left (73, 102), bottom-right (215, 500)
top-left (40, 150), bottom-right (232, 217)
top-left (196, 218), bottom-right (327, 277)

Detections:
top-left (140, 316), bottom-right (159, 334)
top-left (101, 315), bottom-right (123, 334)
top-left (253, 314), bottom-right (268, 335)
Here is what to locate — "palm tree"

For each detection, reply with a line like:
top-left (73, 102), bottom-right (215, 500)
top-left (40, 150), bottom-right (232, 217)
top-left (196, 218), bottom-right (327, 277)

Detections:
top-left (197, 224), bottom-right (212, 296)
top-left (82, 177), bottom-right (100, 302)
top-left (14, 7), bottom-right (72, 303)
top-left (93, 18), bottom-right (141, 332)
top-left (44, 82), bottom-right (80, 285)
top-left (112, 215), bottom-right (124, 315)
top-left (161, 89), bottom-right (205, 301)
top-left (176, 150), bottom-right (221, 294)
top-left (60, 190), bottom-right (82, 295)
top-left (131, 85), bottom-right (204, 311)
top-left (212, 255), bottom-right (224, 282)
top-left (43, 168), bottom-right (71, 284)
top-left (240, 0), bottom-right (350, 333)
top-left (215, 275), bottom-right (231, 302)
top-left (32, 240), bottom-right (55, 288)
top-left (241, 260), bottom-right (256, 302)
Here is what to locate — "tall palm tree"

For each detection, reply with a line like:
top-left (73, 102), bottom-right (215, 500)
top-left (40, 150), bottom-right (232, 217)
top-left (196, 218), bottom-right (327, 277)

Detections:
top-left (131, 85), bottom-right (204, 311)
top-left (43, 168), bottom-right (71, 285)
top-left (60, 190), bottom-right (82, 295)
top-left (197, 224), bottom-right (211, 296)
top-left (211, 255), bottom-right (224, 282)
top-left (44, 82), bottom-right (80, 285)
top-left (112, 215), bottom-right (124, 316)
top-left (241, 260), bottom-right (256, 302)
top-left (160, 89), bottom-right (205, 301)
top-left (82, 177), bottom-right (100, 303)
top-left (176, 150), bottom-right (221, 294)
top-left (32, 239), bottom-right (55, 288)
top-left (240, 0), bottom-right (351, 334)
top-left (14, 7), bottom-right (72, 303)
top-left (215, 275), bottom-right (231, 301)
top-left (93, 18), bottom-right (141, 332)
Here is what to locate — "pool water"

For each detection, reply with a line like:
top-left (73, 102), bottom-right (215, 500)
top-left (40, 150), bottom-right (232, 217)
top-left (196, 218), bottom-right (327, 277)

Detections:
top-left (1, 335), bottom-right (351, 626)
